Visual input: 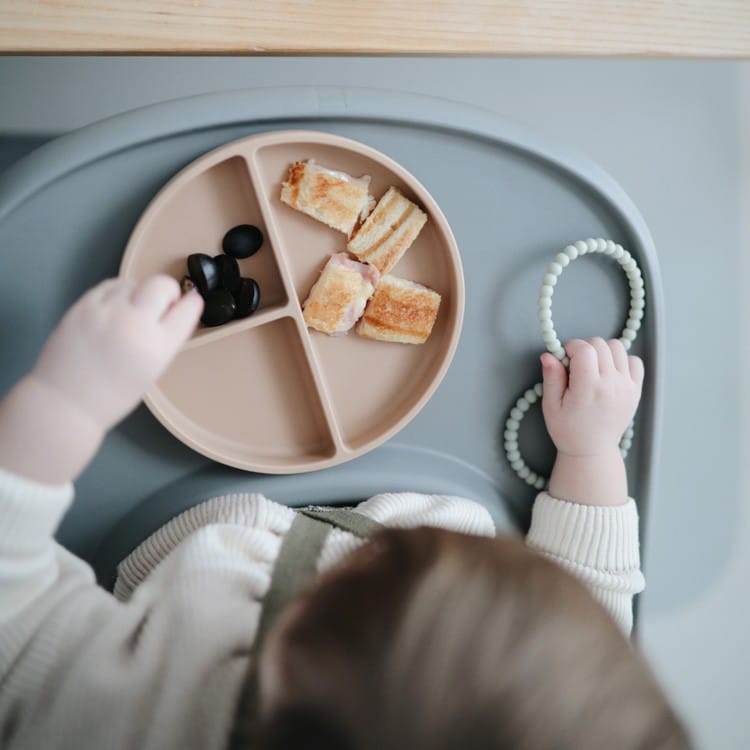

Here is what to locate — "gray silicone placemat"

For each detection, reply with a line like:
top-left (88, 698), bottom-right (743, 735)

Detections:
top-left (0, 87), bottom-right (662, 568)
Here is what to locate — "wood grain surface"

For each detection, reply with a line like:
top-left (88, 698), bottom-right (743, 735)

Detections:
top-left (0, 1), bottom-right (748, 56)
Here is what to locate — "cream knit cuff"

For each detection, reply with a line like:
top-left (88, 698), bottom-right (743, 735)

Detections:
top-left (0, 467), bottom-right (73, 548)
top-left (526, 492), bottom-right (644, 635)
top-left (526, 492), bottom-right (641, 572)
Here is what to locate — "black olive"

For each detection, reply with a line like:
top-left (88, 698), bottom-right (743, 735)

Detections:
top-left (180, 275), bottom-right (196, 295)
top-left (201, 288), bottom-right (236, 326)
top-left (222, 225), bottom-right (264, 259)
top-left (233, 278), bottom-right (261, 319)
top-left (214, 254), bottom-right (241, 293)
top-left (187, 253), bottom-right (219, 295)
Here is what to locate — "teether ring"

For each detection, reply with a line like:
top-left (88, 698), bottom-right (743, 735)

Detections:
top-left (504, 238), bottom-right (645, 490)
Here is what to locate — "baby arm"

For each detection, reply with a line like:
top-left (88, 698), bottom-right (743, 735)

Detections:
top-left (0, 276), bottom-right (202, 620)
top-left (526, 338), bottom-right (645, 634)
top-left (0, 276), bottom-right (202, 485)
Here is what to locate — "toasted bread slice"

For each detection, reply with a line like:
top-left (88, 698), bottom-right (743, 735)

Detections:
top-left (303, 253), bottom-right (380, 335)
top-left (280, 161), bottom-right (375, 236)
top-left (347, 187), bottom-right (427, 275)
top-left (356, 275), bottom-right (441, 344)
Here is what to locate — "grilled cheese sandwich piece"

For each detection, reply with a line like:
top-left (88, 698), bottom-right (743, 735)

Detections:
top-left (347, 187), bottom-right (427, 275)
top-left (356, 275), bottom-right (441, 344)
top-left (280, 161), bottom-right (375, 236)
top-left (303, 253), bottom-right (380, 335)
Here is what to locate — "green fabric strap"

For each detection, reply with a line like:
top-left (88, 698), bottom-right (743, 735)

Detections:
top-left (228, 507), bottom-right (384, 750)
top-left (299, 507), bottom-right (385, 540)
top-left (252, 512), bottom-right (331, 651)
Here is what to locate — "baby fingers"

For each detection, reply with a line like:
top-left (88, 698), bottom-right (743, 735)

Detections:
top-left (586, 337), bottom-right (615, 374)
top-left (564, 339), bottom-right (599, 390)
top-left (607, 339), bottom-right (629, 374)
top-left (131, 275), bottom-right (182, 319)
top-left (628, 355), bottom-right (645, 386)
top-left (161, 287), bottom-right (203, 345)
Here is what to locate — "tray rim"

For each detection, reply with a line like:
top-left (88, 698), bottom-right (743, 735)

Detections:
top-left (118, 128), bottom-right (465, 474)
top-left (0, 85), bottom-right (663, 531)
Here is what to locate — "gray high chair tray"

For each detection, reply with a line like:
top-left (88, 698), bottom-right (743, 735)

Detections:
top-left (0, 87), bottom-right (662, 583)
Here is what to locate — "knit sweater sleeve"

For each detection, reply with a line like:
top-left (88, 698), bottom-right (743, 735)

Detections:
top-left (0, 476), bottom-right (282, 750)
top-left (525, 492), bottom-right (645, 636)
top-left (0, 468), bottom-right (78, 624)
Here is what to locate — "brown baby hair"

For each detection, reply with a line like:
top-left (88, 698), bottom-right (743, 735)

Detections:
top-left (252, 527), bottom-right (691, 750)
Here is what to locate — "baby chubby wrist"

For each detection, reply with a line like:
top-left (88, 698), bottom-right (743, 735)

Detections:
top-left (28, 368), bottom-right (109, 436)
top-left (548, 448), bottom-right (628, 507)
top-left (555, 442), bottom-right (624, 462)
top-left (0, 374), bottom-right (107, 484)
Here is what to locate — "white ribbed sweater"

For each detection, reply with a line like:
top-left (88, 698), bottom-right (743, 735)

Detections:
top-left (0, 468), bottom-right (644, 750)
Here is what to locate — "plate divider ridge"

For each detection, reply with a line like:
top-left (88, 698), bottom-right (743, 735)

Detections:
top-left (242, 150), bottom-right (303, 312)
top-left (242, 149), bottom-right (346, 455)
top-left (289, 315), bottom-right (347, 454)
top-left (180, 304), bottom-right (294, 352)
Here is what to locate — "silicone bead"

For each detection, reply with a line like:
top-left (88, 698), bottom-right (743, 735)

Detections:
top-left (540, 284), bottom-right (554, 298)
top-left (549, 262), bottom-right (563, 276)
top-left (539, 309), bottom-right (552, 322)
top-left (534, 383), bottom-right (543, 396)
top-left (534, 478), bottom-right (546, 490)
top-left (575, 240), bottom-right (588, 254)
top-left (555, 252), bottom-right (570, 267)
top-left (564, 245), bottom-right (578, 260)
top-left (511, 459), bottom-right (525, 471)
top-left (524, 388), bottom-right (537, 403)
top-left (622, 329), bottom-right (636, 341)
top-left (510, 407), bottom-right (523, 421)
top-left (506, 418), bottom-right (519, 430)
top-left (543, 273), bottom-right (557, 286)
top-left (586, 238), bottom-right (599, 253)
top-left (507, 450), bottom-right (521, 461)
top-left (539, 296), bottom-right (552, 309)
top-left (519, 466), bottom-right (530, 479)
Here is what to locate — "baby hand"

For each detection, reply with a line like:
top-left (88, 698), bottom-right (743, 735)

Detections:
top-left (541, 338), bottom-right (644, 458)
top-left (31, 276), bottom-right (203, 433)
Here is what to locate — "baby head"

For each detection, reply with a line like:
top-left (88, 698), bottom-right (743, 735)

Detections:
top-left (251, 528), bottom-right (690, 749)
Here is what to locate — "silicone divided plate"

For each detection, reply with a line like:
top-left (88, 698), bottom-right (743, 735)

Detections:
top-left (119, 130), bottom-right (464, 473)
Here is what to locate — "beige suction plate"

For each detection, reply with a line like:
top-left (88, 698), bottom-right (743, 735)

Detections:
top-left (120, 130), bottom-right (464, 473)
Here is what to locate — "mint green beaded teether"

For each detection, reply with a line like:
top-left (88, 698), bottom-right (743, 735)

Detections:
top-left (504, 238), bottom-right (645, 490)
